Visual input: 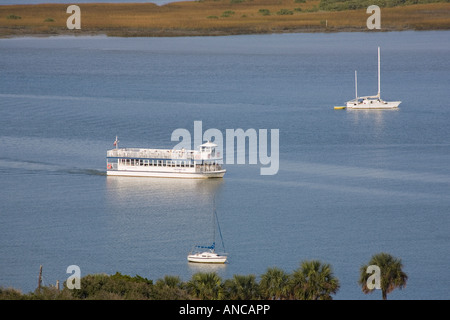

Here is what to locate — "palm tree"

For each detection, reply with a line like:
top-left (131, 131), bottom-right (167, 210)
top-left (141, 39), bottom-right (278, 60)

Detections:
top-left (359, 252), bottom-right (408, 300)
top-left (154, 275), bottom-right (188, 299)
top-left (290, 260), bottom-right (340, 300)
top-left (259, 267), bottom-right (290, 300)
top-left (187, 272), bottom-right (223, 300)
top-left (223, 274), bottom-right (259, 300)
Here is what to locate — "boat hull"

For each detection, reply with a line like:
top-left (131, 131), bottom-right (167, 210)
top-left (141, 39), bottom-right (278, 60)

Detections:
top-left (187, 253), bottom-right (228, 264)
top-left (107, 169), bottom-right (226, 179)
top-left (346, 101), bottom-right (401, 109)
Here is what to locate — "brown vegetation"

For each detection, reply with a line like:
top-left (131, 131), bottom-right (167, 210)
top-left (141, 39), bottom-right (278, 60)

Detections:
top-left (0, 1), bottom-right (449, 37)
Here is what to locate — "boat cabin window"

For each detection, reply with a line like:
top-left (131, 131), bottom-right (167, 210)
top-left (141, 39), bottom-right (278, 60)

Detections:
top-left (116, 158), bottom-right (198, 169)
top-left (201, 146), bottom-right (215, 157)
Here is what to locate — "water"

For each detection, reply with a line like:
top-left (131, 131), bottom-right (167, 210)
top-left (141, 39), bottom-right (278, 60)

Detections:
top-left (0, 31), bottom-right (449, 300)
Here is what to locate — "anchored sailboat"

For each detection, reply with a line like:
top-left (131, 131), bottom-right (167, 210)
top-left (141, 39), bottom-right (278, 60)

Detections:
top-left (187, 201), bottom-right (228, 264)
top-left (346, 47), bottom-right (401, 109)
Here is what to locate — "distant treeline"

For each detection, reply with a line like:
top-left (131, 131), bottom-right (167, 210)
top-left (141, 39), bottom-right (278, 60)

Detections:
top-left (0, 253), bottom-right (408, 300)
top-left (319, 0), bottom-right (450, 11)
top-left (0, 260), bottom-right (339, 300)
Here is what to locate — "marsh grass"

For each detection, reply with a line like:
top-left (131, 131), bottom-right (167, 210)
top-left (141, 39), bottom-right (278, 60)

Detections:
top-left (258, 9), bottom-right (271, 16)
top-left (221, 10), bottom-right (235, 17)
top-left (0, 1), bottom-right (448, 37)
top-left (277, 9), bottom-right (294, 15)
top-left (6, 14), bottom-right (21, 20)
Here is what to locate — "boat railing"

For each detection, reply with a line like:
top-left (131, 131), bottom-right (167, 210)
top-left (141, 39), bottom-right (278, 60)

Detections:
top-left (107, 148), bottom-right (223, 161)
top-left (107, 148), bottom-right (196, 160)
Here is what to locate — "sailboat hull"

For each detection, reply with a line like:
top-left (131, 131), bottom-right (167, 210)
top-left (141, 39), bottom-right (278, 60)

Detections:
top-left (346, 100), bottom-right (401, 109)
top-left (187, 251), bottom-right (227, 264)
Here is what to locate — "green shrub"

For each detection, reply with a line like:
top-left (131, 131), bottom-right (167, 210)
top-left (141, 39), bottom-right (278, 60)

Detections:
top-left (67, 273), bottom-right (154, 300)
top-left (305, 5), bottom-right (319, 12)
top-left (258, 9), bottom-right (271, 16)
top-left (277, 9), bottom-right (294, 15)
top-left (0, 287), bottom-right (24, 299)
top-left (6, 14), bottom-right (21, 20)
top-left (221, 10), bottom-right (235, 17)
top-left (319, 0), bottom-right (448, 11)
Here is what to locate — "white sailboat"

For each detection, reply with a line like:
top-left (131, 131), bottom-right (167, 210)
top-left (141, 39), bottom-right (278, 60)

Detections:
top-left (187, 201), bottom-right (228, 264)
top-left (187, 244), bottom-right (228, 264)
top-left (346, 47), bottom-right (401, 109)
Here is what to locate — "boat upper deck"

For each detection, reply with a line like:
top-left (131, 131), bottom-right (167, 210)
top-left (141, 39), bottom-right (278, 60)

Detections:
top-left (107, 147), bottom-right (221, 161)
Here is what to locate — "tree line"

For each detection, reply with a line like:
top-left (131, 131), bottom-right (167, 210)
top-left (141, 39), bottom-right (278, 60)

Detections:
top-left (319, 0), bottom-right (449, 11)
top-left (0, 252), bottom-right (407, 300)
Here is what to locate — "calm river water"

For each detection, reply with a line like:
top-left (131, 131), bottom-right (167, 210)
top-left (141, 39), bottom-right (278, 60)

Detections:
top-left (0, 31), bottom-right (449, 299)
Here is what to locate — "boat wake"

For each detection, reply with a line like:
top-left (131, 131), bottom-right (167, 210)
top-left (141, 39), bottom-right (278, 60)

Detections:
top-left (0, 158), bottom-right (106, 176)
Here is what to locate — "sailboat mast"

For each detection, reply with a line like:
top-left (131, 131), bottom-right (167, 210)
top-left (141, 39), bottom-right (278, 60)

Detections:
top-left (212, 196), bottom-right (226, 253)
top-left (212, 198), bottom-right (216, 248)
top-left (378, 46), bottom-right (381, 98)
top-left (355, 70), bottom-right (358, 100)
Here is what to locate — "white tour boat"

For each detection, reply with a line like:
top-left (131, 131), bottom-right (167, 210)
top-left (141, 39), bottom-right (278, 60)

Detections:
top-left (346, 47), bottom-right (401, 109)
top-left (106, 137), bottom-right (226, 178)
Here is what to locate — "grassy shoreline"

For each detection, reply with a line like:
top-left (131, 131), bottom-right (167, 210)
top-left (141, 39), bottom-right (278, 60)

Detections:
top-left (0, 1), bottom-right (449, 38)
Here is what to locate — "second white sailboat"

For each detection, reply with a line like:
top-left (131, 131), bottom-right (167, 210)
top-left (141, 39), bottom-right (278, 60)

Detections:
top-left (346, 47), bottom-right (401, 109)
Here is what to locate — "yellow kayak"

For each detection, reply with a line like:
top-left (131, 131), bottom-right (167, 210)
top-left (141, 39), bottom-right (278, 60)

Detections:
top-left (334, 106), bottom-right (346, 110)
